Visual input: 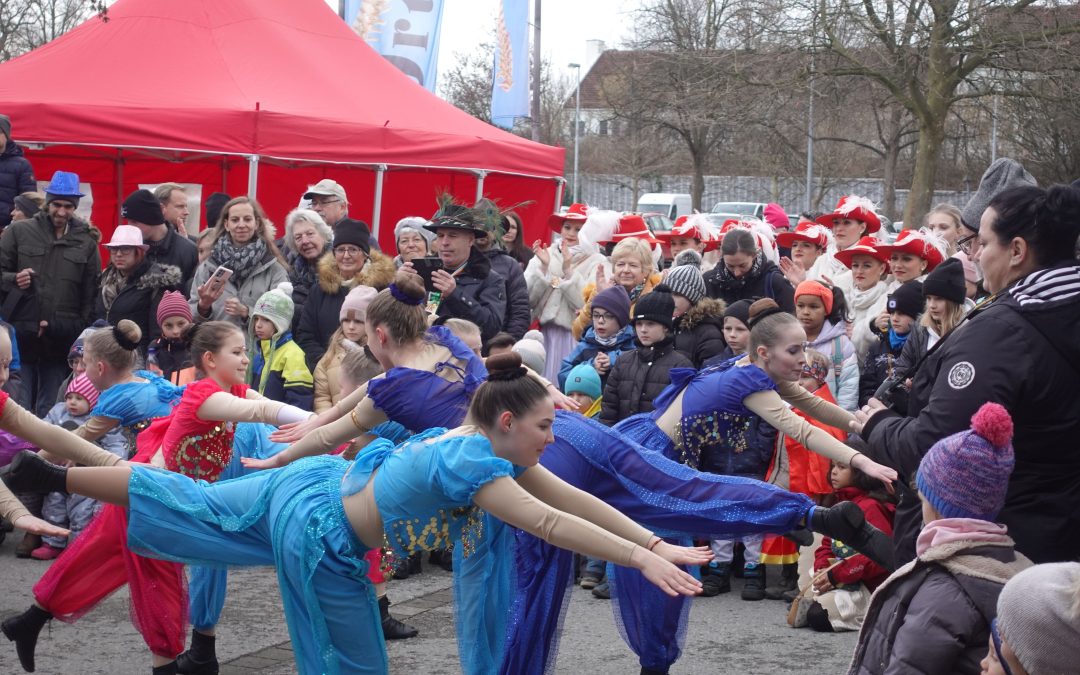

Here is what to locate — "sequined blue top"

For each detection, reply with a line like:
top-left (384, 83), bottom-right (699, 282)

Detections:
top-left (92, 370), bottom-right (183, 450)
top-left (651, 358), bottom-right (777, 472)
top-left (366, 325), bottom-right (487, 432)
top-left (340, 428), bottom-right (526, 561)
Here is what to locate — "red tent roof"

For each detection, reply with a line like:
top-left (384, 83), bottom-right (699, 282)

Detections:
top-left (0, 0), bottom-right (563, 178)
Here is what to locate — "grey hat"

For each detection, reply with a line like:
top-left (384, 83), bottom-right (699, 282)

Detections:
top-left (394, 216), bottom-right (436, 244)
top-left (960, 158), bottom-right (1037, 232)
top-left (0, 114), bottom-right (10, 139)
top-left (666, 264), bottom-right (707, 305)
top-left (996, 562), bottom-right (1080, 675)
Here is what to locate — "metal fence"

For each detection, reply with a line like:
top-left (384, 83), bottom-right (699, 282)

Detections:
top-left (580, 174), bottom-right (970, 220)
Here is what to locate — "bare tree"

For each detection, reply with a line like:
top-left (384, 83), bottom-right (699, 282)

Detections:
top-left (775, 0), bottom-right (1080, 227)
top-left (0, 0), bottom-right (105, 61)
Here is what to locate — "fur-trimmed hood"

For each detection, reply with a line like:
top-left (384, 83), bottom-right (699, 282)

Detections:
top-left (677, 297), bottom-right (726, 332)
top-left (316, 248), bottom-right (396, 294)
top-left (101, 259), bottom-right (183, 291)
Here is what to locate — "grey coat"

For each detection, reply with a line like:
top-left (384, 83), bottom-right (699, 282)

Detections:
top-left (188, 251), bottom-right (289, 331)
top-left (847, 537), bottom-right (1031, 675)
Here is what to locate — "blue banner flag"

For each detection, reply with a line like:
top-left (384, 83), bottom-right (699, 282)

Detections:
top-left (490, 0), bottom-right (530, 129)
top-left (343, 0), bottom-right (446, 91)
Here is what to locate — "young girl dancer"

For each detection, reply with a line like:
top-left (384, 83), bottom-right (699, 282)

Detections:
top-left (5, 353), bottom-right (711, 675)
top-left (3, 321), bottom-right (314, 675)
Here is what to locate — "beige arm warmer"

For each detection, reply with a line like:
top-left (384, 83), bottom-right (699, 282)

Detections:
top-left (743, 390), bottom-right (858, 466)
top-left (0, 398), bottom-right (122, 522)
top-left (74, 415), bottom-right (120, 443)
top-left (775, 380), bottom-right (857, 431)
top-left (515, 465), bottom-right (654, 548)
top-left (282, 395), bottom-right (387, 463)
top-left (472, 476), bottom-right (640, 567)
top-left (196, 392), bottom-right (286, 424)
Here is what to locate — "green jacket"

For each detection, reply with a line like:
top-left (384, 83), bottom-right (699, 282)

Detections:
top-left (0, 210), bottom-right (101, 356)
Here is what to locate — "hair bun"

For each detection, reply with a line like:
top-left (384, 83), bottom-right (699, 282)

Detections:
top-left (747, 298), bottom-right (782, 328)
top-left (485, 352), bottom-right (528, 382)
top-left (970, 402), bottom-right (1013, 447)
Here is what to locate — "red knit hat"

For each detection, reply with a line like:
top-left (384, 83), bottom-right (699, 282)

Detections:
top-left (66, 373), bottom-right (99, 409)
top-left (156, 290), bottom-right (193, 327)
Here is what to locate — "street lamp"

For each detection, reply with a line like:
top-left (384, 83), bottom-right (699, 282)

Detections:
top-left (569, 62), bottom-right (581, 204)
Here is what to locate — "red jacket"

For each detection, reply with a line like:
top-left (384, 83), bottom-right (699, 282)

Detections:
top-left (815, 486), bottom-right (896, 591)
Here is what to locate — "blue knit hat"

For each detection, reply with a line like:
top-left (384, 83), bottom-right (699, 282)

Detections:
top-left (564, 363), bottom-right (601, 399)
top-left (916, 402), bottom-right (1015, 521)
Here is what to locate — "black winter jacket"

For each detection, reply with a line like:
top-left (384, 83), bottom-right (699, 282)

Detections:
top-left (483, 247), bottom-right (531, 340)
top-left (0, 211), bottom-right (101, 360)
top-left (672, 297), bottom-right (726, 368)
top-left (858, 330), bottom-right (909, 410)
top-left (599, 337), bottom-right (691, 426)
top-left (295, 250), bottom-right (396, 372)
top-left (434, 247), bottom-right (507, 343)
top-left (0, 140), bottom-right (35, 229)
top-left (145, 226), bottom-right (199, 296)
top-left (703, 257), bottom-right (794, 312)
top-left (862, 263), bottom-right (1080, 565)
top-left (96, 260), bottom-right (183, 353)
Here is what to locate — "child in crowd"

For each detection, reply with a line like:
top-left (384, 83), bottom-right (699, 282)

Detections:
top-left (707, 298), bottom-right (753, 364)
top-left (511, 330), bottom-right (546, 375)
top-left (483, 331), bottom-right (517, 358)
top-left (847, 403), bottom-right (1032, 674)
top-left (793, 455), bottom-right (895, 632)
top-left (558, 285), bottom-right (634, 390)
top-left (599, 286), bottom-right (691, 427)
top-left (33, 375), bottom-right (127, 560)
top-left (795, 280), bottom-right (859, 411)
top-left (859, 281), bottom-right (923, 410)
top-left (666, 263), bottom-right (726, 367)
top-left (443, 317), bottom-right (482, 356)
top-left (248, 282), bottom-right (314, 410)
top-left (760, 351), bottom-right (847, 600)
top-left (982, 562), bottom-right (1080, 675)
top-left (563, 363), bottom-right (602, 418)
top-left (146, 291), bottom-right (195, 386)
top-left (313, 285), bottom-right (378, 414)
top-left (55, 326), bottom-right (99, 403)
top-left (892, 259), bottom-right (968, 390)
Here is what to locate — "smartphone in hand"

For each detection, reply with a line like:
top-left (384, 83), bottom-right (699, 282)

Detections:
top-left (410, 257), bottom-right (444, 292)
top-left (209, 266), bottom-right (233, 292)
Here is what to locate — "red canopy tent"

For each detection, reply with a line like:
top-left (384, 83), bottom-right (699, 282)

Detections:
top-left (0, 0), bottom-right (565, 250)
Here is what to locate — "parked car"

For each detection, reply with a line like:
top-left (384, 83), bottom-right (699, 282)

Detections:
top-left (710, 201), bottom-right (767, 220)
top-left (640, 212), bottom-right (673, 234)
top-left (637, 193), bottom-right (692, 220)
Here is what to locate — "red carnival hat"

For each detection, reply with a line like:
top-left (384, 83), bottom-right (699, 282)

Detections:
top-left (718, 218), bottom-right (775, 253)
top-left (876, 229), bottom-right (945, 271)
top-left (776, 221), bottom-right (831, 250)
top-left (834, 235), bottom-right (890, 269)
top-left (609, 214), bottom-right (661, 245)
top-left (656, 214), bottom-right (721, 251)
top-left (548, 202), bottom-right (589, 232)
top-left (816, 195), bottom-right (882, 234)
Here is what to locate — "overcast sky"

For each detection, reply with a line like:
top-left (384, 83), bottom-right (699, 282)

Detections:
top-left (327, 0), bottom-right (636, 87)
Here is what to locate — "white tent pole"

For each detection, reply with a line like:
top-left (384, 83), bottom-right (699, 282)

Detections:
top-left (474, 170), bottom-right (488, 203)
top-left (372, 164), bottom-right (387, 241)
top-left (247, 154), bottom-right (260, 198)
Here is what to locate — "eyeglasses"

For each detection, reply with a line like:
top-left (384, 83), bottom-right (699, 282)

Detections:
top-left (591, 311), bottom-right (617, 323)
top-left (957, 232), bottom-right (977, 255)
top-left (310, 198), bottom-right (341, 207)
top-left (334, 246), bottom-right (365, 257)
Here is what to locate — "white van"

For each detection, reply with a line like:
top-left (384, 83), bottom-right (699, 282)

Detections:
top-left (636, 193), bottom-right (692, 221)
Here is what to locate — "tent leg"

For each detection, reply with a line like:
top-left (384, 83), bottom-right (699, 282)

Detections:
top-left (474, 170), bottom-right (487, 203)
top-left (115, 149), bottom-right (124, 216)
top-left (247, 154), bottom-right (260, 198)
top-left (554, 177), bottom-right (565, 211)
top-left (372, 164), bottom-right (386, 243)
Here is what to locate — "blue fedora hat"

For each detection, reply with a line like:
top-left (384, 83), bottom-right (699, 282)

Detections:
top-left (45, 171), bottom-right (85, 201)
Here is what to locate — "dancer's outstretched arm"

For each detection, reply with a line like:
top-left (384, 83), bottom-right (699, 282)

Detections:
top-left (516, 465), bottom-right (712, 566)
top-left (243, 394), bottom-right (387, 470)
top-left (743, 390), bottom-right (897, 486)
top-left (473, 476), bottom-right (703, 598)
top-left (1, 396), bottom-right (124, 469)
top-left (776, 380), bottom-right (857, 432)
top-left (196, 391), bottom-right (313, 426)
top-left (0, 484), bottom-right (70, 537)
top-left (269, 377), bottom-right (380, 443)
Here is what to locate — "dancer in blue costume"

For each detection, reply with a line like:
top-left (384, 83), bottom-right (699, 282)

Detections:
top-left (6, 351), bottom-right (713, 675)
top-left (503, 298), bottom-right (899, 675)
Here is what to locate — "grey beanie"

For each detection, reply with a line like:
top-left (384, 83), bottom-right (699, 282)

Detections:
top-left (960, 158), bottom-right (1037, 232)
top-left (512, 330), bottom-right (547, 375)
top-left (394, 216), bottom-right (436, 244)
top-left (666, 264), bottom-right (707, 304)
top-left (0, 114), bottom-right (10, 139)
top-left (996, 562), bottom-right (1080, 675)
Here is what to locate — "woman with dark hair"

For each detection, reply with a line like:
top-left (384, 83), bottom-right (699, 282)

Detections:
top-left (704, 228), bottom-right (795, 312)
top-left (500, 211), bottom-right (533, 268)
top-left (189, 197), bottom-right (290, 331)
top-left (858, 183), bottom-right (1080, 567)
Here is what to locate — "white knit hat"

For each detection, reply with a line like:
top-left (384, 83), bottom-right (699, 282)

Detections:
top-left (512, 330), bottom-right (546, 375)
top-left (996, 562), bottom-right (1080, 675)
top-left (252, 282), bottom-right (295, 335)
top-left (394, 216), bottom-right (436, 244)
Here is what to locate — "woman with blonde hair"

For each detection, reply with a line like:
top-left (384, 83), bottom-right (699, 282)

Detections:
top-left (189, 196), bottom-right (289, 330)
top-left (571, 233), bottom-right (661, 340)
top-left (923, 203), bottom-right (964, 255)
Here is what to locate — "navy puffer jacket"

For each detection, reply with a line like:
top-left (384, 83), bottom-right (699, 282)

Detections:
top-left (0, 140), bottom-right (35, 229)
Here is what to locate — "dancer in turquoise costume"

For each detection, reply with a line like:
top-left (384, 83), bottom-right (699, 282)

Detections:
top-left (5, 351), bottom-right (712, 675)
top-left (504, 298), bottom-right (898, 675)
